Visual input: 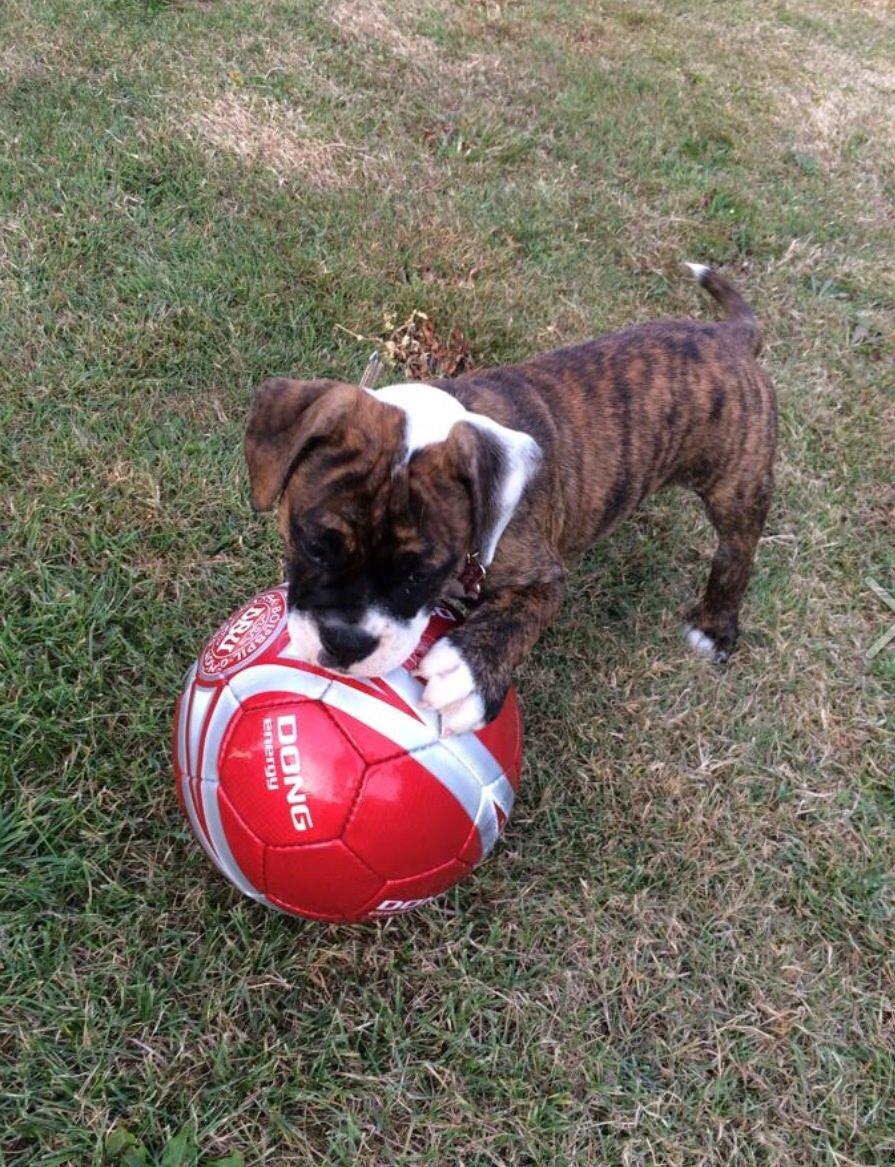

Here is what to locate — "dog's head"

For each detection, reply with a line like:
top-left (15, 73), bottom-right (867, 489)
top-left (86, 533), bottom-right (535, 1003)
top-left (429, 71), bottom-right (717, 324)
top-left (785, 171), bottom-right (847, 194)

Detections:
top-left (244, 377), bottom-right (539, 676)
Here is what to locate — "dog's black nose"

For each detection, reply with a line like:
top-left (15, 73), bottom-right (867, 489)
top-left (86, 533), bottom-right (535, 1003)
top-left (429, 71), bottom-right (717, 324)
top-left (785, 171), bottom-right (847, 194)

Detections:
top-left (318, 621), bottom-right (378, 669)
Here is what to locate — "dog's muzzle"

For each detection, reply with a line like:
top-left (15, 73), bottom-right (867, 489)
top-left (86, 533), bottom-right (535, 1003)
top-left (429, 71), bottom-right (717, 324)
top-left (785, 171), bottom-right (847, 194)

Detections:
top-left (317, 620), bottom-right (379, 670)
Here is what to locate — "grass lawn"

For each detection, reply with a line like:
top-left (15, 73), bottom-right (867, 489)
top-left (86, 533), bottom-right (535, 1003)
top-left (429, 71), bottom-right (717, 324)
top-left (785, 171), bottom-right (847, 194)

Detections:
top-left (2, 0), bottom-right (893, 1163)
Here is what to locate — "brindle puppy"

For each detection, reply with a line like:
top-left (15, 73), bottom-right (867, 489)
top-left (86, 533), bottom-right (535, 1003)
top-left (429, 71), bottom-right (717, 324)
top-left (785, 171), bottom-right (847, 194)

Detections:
top-left (244, 266), bottom-right (776, 735)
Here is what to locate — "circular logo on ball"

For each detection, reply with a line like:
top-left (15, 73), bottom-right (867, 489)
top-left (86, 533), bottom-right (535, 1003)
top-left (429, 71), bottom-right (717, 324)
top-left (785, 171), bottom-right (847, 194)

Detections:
top-left (199, 588), bottom-right (286, 679)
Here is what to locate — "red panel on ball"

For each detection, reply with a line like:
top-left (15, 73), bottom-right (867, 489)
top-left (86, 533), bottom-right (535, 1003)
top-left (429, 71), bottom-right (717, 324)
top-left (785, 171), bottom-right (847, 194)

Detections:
top-left (265, 839), bottom-right (383, 920)
top-left (475, 695), bottom-right (523, 789)
top-left (218, 700), bottom-right (364, 846)
top-left (344, 748), bottom-right (477, 880)
top-left (457, 822), bottom-right (484, 867)
top-left (216, 787), bottom-right (266, 893)
top-left (371, 858), bottom-right (473, 915)
top-left (323, 698), bottom-right (429, 767)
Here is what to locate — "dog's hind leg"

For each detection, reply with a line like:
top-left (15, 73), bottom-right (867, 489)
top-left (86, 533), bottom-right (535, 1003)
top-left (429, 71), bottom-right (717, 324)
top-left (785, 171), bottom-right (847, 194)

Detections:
top-left (685, 474), bottom-right (774, 663)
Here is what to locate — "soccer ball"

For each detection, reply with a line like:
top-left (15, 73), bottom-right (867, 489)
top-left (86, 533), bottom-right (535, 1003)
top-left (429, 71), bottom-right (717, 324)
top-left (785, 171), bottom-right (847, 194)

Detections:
top-left (173, 585), bottom-right (523, 922)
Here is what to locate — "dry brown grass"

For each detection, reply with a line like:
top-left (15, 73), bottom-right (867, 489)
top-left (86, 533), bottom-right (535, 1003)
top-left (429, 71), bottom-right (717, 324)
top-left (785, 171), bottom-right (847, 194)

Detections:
top-left (655, 4), bottom-right (895, 179)
top-left (0, 44), bottom-right (35, 81)
top-left (327, 0), bottom-right (438, 64)
top-left (326, 0), bottom-right (504, 86)
top-left (779, 48), bottom-right (895, 167)
top-left (162, 0), bottom-right (529, 275)
top-left (186, 91), bottom-right (372, 188)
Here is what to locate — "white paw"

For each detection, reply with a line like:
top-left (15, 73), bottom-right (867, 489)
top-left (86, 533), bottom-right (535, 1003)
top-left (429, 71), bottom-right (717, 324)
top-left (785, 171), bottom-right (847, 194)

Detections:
top-left (415, 640), bottom-right (486, 737)
top-left (684, 625), bottom-right (730, 663)
top-left (685, 625), bottom-right (717, 656)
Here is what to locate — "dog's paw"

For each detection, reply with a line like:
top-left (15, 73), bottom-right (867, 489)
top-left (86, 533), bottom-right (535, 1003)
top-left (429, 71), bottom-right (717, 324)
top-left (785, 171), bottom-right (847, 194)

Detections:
top-left (684, 624), bottom-right (732, 664)
top-left (415, 639), bottom-right (486, 737)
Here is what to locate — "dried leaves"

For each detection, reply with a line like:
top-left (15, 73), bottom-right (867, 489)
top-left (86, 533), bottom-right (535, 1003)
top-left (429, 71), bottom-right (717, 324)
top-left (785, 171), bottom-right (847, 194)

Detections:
top-left (380, 310), bottom-right (472, 379)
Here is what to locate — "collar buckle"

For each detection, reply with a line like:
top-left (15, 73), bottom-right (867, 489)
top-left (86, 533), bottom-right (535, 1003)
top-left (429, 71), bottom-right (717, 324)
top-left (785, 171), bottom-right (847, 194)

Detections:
top-left (459, 552), bottom-right (487, 599)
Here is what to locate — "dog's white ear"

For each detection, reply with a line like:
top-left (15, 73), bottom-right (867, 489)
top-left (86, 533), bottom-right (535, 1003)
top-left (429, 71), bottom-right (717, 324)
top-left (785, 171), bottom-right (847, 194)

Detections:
top-left (446, 417), bottom-right (541, 564)
top-left (244, 378), bottom-right (358, 510)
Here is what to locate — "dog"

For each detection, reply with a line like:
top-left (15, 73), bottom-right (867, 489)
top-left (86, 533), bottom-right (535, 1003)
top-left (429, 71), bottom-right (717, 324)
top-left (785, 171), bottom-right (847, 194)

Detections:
top-left (244, 265), bottom-right (776, 736)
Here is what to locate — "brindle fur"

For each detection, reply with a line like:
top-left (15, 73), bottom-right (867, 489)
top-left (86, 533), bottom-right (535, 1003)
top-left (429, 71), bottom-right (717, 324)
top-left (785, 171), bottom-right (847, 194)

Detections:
top-left (246, 269), bottom-right (777, 721)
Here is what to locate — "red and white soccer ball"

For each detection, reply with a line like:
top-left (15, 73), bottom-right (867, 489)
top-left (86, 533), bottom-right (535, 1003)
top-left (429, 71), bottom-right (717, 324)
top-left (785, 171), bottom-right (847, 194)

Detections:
top-left (173, 586), bottom-right (523, 922)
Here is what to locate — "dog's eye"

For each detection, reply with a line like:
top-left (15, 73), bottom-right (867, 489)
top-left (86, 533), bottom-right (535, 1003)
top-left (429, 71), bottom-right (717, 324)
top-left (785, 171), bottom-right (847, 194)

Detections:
top-left (297, 531), bottom-right (334, 567)
top-left (398, 556), bottom-right (449, 590)
top-left (397, 559), bottom-right (426, 587)
top-left (402, 561), bottom-right (442, 589)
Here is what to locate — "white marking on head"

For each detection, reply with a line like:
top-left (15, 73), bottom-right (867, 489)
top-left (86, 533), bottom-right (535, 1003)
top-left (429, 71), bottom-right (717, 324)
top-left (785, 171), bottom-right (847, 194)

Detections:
top-left (371, 383), bottom-right (467, 458)
top-left (368, 381), bottom-right (541, 565)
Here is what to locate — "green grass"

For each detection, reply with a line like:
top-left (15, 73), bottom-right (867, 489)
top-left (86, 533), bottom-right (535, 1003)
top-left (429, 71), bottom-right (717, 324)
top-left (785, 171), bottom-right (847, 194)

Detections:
top-left (2, 0), bottom-right (893, 1163)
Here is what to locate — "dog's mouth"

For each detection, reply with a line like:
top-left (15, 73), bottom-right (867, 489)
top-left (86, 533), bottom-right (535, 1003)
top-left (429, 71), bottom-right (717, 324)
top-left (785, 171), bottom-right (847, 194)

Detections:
top-left (287, 607), bottom-right (430, 679)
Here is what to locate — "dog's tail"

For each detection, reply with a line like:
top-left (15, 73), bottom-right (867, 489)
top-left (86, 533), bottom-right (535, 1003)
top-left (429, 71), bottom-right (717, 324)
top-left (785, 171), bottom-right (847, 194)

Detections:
top-left (685, 263), bottom-right (761, 353)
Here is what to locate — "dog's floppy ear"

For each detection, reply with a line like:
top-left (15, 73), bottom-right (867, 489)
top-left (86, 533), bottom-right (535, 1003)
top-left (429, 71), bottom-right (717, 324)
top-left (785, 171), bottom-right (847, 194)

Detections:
top-left (244, 378), bottom-right (357, 511)
top-left (445, 418), bottom-right (541, 564)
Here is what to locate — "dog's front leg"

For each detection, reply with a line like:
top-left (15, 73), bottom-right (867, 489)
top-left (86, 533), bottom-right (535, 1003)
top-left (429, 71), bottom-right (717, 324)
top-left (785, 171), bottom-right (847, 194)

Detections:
top-left (416, 579), bottom-right (565, 736)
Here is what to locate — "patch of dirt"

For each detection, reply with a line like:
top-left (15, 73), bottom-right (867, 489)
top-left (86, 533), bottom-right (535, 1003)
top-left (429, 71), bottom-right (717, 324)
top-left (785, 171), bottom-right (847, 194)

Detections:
top-left (187, 92), bottom-right (369, 188)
